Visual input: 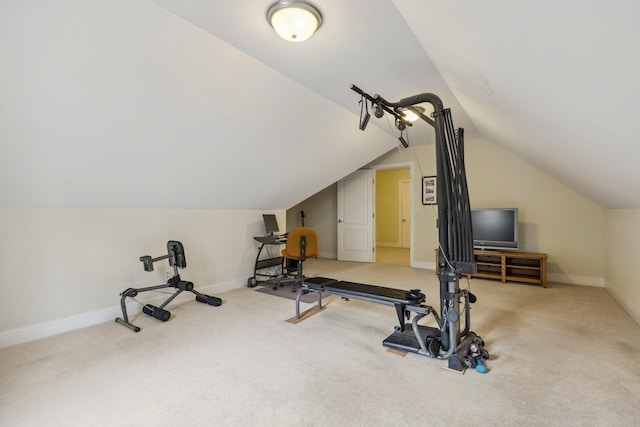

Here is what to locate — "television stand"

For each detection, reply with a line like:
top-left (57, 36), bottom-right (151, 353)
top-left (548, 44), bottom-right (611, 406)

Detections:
top-left (435, 249), bottom-right (548, 287)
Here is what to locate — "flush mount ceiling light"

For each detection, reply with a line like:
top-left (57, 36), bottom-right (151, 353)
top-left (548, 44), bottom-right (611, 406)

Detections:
top-left (267, 0), bottom-right (322, 42)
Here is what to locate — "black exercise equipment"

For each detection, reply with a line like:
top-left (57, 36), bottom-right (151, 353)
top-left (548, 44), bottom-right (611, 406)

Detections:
top-left (296, 277), bottom-right (427, 332)
top-left (115, 241), bottom-right (222, 332)
top-left (293, 85), bottom-right (489, 373)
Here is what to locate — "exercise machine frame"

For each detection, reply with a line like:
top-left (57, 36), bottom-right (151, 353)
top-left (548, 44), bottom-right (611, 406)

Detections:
top-left (293, 85), bottom-right (488, 372)
top-left (115, 240), bottom-right (222, 332)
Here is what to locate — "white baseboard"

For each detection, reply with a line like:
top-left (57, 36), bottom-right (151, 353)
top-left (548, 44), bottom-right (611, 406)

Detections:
top-left (0, 306), bottom-right (122, 350)
top-left (0, 278), bottom-right (245, 349)
top-left (411, 260), bottom-right (435, 270)
top-left (547, 274), bottom-right (605, 287)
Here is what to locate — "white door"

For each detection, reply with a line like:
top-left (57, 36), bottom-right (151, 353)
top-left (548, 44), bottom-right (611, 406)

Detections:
top-left (400, 179), bottom-right (411, 248)
top-left (337, 169), bottom-right (375, 262)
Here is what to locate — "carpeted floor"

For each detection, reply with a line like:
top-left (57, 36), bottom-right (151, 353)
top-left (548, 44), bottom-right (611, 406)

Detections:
top-left (1, 258), bottom-right (640, 426)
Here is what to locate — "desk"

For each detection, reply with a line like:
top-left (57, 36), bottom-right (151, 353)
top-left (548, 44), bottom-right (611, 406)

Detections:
top-left (247, 234), bottom-right (287, 287)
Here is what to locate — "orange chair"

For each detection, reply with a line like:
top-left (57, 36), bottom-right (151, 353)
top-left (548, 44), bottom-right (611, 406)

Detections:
top-left (281, 227), bottom-right (319, 292)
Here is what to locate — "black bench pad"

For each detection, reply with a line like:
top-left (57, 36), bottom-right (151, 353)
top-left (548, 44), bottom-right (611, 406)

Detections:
top-left (302, 277), bottom-right (425, 305)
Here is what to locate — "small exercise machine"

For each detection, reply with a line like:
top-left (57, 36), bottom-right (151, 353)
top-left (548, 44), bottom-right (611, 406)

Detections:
top-left (115, 241), bottom-right (222, 332)
top-left (292, 85), bottom-right (490, 373)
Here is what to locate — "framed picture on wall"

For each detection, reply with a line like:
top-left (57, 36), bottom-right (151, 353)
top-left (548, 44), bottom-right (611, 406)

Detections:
top-left (422, 176), bottom-right (437, 205)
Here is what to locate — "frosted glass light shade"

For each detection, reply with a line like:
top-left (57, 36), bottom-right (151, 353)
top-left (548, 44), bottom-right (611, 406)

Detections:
top-left (400, 106), bottom-right (426, 122)
top-left (267, 1), bottom-right (322, 42)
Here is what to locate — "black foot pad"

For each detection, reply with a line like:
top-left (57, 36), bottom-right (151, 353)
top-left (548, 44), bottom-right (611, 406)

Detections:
top-left (143, 304), bottom-right (171, 321)
top-left (196, 295), bottom-right (222, 306)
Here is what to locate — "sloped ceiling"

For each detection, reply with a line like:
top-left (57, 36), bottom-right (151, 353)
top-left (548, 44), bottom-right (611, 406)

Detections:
top-left (394, 0), bottom-right (640, 208)
top-left (1, 1), bottom-right (639, 209)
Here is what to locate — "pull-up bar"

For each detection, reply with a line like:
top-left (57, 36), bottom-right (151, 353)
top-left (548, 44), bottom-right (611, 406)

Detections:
top-left (350, 84), bottom-right (436, 128)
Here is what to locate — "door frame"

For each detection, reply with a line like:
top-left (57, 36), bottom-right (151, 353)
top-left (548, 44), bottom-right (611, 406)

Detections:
top-left (399, 178), bottom-right (411, 248)
top-left (370, 161), bottom-right (415, 267)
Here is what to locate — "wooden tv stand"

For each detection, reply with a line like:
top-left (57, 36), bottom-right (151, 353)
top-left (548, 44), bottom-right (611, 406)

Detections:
top-left (435, 249), bottom-right (548, 288)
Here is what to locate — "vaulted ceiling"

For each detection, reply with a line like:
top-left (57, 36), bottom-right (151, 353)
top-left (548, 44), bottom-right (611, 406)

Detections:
top-left (1, 1), bottom-right (638, 209)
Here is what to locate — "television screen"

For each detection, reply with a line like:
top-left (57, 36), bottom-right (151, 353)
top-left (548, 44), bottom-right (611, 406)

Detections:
top-left (262, 214), bottom-right (279, 235)
top-left (471, 208), bottom-right (518, 250)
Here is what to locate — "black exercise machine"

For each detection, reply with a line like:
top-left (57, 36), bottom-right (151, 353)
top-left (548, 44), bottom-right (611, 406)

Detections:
top-left (293, 85), bottom-right (490, 373)
top-left (115, 241), bottom-right (222, 332)
top-left (296, 277), bottom-right (427, 332)
top-left (296, 277), bottom-right (487, 372)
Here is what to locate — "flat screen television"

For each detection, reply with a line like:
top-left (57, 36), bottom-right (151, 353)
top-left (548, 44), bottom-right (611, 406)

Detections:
top-left (471, 208), bottom-right (519, 250)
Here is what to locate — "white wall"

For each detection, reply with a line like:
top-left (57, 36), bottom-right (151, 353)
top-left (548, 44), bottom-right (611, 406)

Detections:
top-left (467, 139), bottom-right (605, 283)
top-left (288, 136), bottom-right (607, 285)
top-left (605, 209), bottom-right (640, 324)
top-left (370, 137), bottom-right (606, 284)
top-left (286, 184), bottom-right (337, 259)
top-left (0, 208), bottom-right (284, 347)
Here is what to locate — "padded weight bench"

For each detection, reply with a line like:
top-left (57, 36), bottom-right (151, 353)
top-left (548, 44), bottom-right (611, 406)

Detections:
top-left (295, 276), bottom-right (432, 332)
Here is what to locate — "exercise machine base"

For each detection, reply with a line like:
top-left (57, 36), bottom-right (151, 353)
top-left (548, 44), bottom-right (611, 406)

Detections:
top-left (384, 327), bottom-right (489, 372)
top-left (382, 325), bottom-right (441, 356)
top-left (296, 276), bottom-right (490, 372)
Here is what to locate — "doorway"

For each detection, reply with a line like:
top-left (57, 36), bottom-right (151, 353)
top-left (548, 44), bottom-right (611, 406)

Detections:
top-left (374, 166), bottom-right (412, 266)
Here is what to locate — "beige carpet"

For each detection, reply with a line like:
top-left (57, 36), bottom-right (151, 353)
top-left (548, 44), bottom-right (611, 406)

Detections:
top-left (1, 258), bottom-right (639, 426)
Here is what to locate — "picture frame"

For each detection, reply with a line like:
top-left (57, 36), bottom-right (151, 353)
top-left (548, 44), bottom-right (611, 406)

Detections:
top-left (422, 176), bottom-right (437, 205)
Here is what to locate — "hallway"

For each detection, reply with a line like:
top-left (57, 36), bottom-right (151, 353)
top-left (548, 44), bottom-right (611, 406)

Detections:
top-left (375, 246), bottom-right (409, 266)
